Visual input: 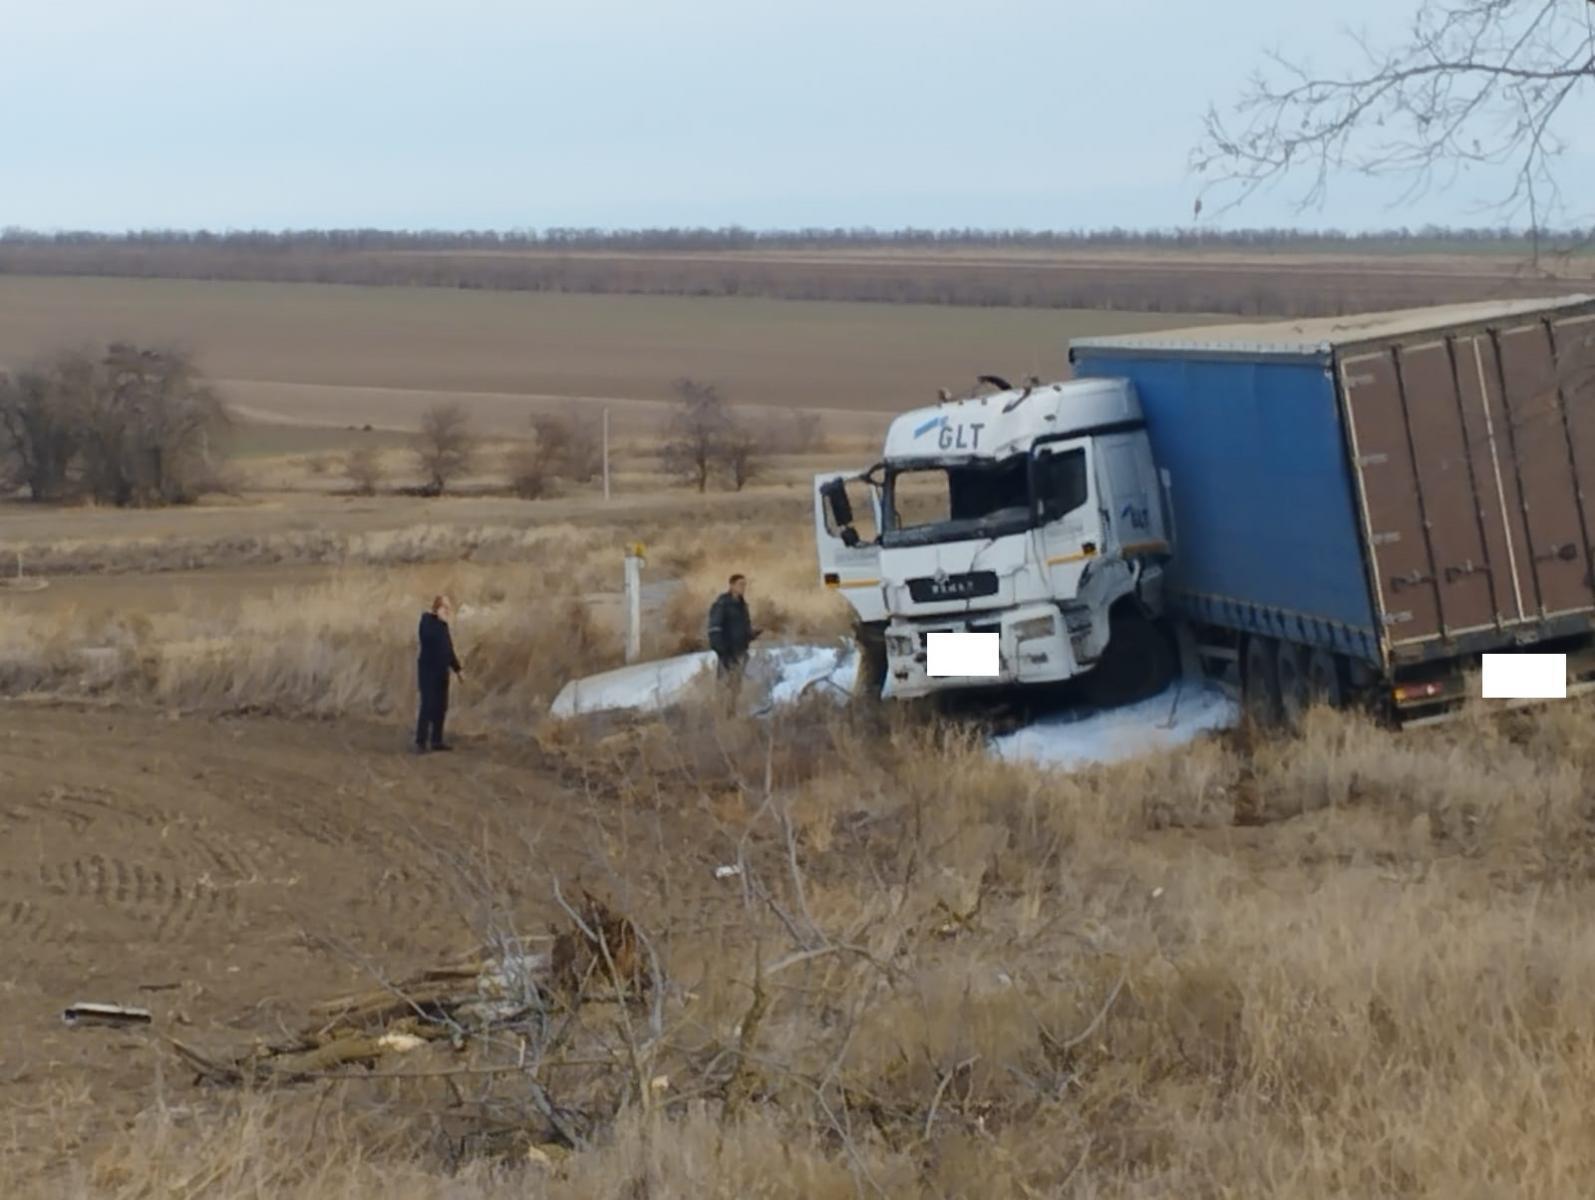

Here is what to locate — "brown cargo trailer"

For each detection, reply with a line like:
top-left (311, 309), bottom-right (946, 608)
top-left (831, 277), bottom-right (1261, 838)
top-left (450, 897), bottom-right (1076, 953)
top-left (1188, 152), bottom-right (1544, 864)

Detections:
top-left (1336, 296), bottom-right (1595, 717)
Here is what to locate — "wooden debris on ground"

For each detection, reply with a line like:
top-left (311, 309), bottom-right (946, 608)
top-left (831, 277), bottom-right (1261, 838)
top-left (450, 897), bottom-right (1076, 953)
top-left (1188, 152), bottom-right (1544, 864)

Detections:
top-left (548, 890), bottom-right (648, 999)
top-left (168, 893), bottom-right (649, 1087)
top-left (62, 1002), bottom-right (152, 1028)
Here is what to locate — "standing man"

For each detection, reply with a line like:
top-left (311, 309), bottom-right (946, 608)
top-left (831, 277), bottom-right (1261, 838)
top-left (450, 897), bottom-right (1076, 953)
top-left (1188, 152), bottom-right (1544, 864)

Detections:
top-left (416, 594), bottom-right (464, 753)
top-left (707, 573), bottom-right (760, 705)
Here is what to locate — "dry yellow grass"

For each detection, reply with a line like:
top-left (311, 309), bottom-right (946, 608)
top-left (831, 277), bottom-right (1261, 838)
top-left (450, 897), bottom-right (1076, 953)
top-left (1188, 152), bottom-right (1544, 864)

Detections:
top-left (7, 496), bottom-right (1595, 1198)
top-left (12, 697), bottom-right (1595, 1198)
top-left (0, 511), bottom-right (856, 721)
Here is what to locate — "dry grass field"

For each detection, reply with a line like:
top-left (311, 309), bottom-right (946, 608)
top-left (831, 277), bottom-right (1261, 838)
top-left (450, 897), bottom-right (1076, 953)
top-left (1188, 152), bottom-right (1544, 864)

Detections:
top-left (7, 269), bottom-right (1595, 1196)
top-left (5, 501), bottom-right (1595, 1196)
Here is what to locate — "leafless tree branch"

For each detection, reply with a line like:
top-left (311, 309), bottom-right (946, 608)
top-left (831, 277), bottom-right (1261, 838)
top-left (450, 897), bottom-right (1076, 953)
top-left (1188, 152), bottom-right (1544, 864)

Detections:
top-left (1194, 0), bottom-right (1595, 251)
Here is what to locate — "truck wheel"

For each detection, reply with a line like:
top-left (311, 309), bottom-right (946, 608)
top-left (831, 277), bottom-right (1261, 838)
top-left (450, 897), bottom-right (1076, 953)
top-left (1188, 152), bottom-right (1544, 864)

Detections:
top-left (1276, 643), bottom-right (1310, 728)
top-left (1081, 612), bottom-right (1175, 709)
top-left (1305, 648), bottom-right (1344, 710)
top-left (853, 622), bottom-right (887, 702)
top-left (1243, 635), bottom-right (1282, 727)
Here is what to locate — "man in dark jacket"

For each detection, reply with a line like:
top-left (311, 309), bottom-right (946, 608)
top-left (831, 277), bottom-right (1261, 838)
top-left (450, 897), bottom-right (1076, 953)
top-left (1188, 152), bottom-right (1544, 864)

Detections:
top-left (416, 595), bottom-right (464, 753)
top-left (707, 574), bottom-right (760, 703)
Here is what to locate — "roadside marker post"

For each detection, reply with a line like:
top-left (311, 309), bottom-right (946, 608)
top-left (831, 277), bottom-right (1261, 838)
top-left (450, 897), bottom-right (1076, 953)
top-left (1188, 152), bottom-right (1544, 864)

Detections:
top-left (624, 542), bottom-right (646, 663)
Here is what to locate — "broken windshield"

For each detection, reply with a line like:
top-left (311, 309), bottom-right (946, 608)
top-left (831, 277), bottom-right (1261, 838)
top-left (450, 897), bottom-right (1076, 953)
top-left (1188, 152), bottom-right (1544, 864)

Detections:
top-left (879, 446), bottom-right (1091, 549)
top-left (881, 455), bottom-right (1033, 548)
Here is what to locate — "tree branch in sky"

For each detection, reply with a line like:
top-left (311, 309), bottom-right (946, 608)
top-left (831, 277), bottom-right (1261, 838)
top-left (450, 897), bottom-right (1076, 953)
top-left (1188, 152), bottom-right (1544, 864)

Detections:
top-left (1193, 0), bottom-right (1595, 241)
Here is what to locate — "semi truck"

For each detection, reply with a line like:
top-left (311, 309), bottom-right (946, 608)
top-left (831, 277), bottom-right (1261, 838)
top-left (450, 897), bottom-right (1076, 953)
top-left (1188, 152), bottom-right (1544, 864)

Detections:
top-left (814, 295), bottom-right (1595, 725)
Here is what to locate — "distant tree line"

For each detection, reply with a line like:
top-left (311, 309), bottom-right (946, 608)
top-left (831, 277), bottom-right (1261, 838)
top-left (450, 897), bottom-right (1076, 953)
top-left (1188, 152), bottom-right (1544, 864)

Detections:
top-left (0, 344), bottom-right (229, 506)
top-left (2, 226), bottom-right (1589, 318)
top-left (3, 224), bottom-right (1590, 252)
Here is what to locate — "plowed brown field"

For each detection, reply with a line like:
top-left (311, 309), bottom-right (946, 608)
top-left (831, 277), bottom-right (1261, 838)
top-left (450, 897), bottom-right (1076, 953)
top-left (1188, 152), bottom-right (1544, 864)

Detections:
top-left (0, 700), bottom-right (694, 1189)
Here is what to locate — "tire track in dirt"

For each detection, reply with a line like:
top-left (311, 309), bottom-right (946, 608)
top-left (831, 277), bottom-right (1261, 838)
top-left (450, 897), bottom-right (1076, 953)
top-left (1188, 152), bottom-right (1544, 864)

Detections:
top-left (0, 704), bottom-right (590, 979)
top-left (0, 699), bottom-right (620, 1192)
top-left (31, 850), bottom-right (235, 944)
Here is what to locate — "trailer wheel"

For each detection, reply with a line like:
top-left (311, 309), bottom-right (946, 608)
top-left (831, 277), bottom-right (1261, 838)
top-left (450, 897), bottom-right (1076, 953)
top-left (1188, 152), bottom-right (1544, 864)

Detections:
top-left (1243, 635), bottom-right (1282, 727)
top-left (1082, 612), bottom-right (1175, 708)
top-left (1304, 648), bottom-right (1344, 711)
top-left (1276, 643), bottom-right (1310, 728)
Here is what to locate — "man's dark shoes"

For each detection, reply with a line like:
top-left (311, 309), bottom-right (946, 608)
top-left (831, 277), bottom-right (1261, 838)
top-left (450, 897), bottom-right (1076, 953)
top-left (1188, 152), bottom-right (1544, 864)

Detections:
top-left (430, 743), bottom-right (454, 752)
top-left (413, 743), bottom-right (429, 755)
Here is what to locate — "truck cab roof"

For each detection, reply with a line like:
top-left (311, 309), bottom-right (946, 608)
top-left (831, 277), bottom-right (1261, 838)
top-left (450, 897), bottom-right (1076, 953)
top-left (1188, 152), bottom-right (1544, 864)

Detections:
top-left (883, 377), bottom-right (1142, 462)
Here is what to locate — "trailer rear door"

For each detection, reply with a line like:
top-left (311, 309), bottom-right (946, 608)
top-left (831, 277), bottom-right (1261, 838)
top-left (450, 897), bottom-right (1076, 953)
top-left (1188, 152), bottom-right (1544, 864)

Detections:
top-left (1340, 309), bottom-right (1595, 653)
top-left (1339, 349), bottom-right (1445, 642)
top-left (1496, 321), bottom-right (1594, 618)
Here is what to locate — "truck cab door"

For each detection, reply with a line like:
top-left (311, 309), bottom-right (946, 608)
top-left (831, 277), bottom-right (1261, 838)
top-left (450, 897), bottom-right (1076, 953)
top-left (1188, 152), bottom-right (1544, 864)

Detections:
top-left (815, 471), bottom-right (887, 624)
top-left (1031, 440), bottom-right (1101, 574)
top-left (1100, 438), bottom-right (1168, 559)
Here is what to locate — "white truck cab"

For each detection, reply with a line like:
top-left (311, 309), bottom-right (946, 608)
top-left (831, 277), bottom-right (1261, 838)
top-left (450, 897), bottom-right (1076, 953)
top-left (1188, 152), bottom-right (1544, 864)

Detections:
top-left (816, 376), bottom-right (1174, 702)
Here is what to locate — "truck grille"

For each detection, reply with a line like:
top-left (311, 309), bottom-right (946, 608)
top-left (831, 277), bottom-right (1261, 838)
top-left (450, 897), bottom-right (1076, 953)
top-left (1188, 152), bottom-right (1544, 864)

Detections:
top-left (906, 571), bottom-right (999, 604)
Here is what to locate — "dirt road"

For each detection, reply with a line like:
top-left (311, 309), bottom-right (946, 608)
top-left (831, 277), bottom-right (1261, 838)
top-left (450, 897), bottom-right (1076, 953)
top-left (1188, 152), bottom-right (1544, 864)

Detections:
top-left (0, 701), bottom-right (668, 1186)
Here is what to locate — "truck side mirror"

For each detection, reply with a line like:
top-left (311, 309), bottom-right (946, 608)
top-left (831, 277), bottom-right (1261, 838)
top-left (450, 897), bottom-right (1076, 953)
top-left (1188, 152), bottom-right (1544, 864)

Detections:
top-left (821, 478), bottom-right (854, 528)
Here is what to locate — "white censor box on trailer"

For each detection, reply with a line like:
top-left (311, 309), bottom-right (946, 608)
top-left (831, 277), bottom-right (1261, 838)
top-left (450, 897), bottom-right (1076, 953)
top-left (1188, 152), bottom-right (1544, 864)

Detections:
top-left (926, 631), bottom-right (999, 677)
top-left (1481, 653), bottom-right (1567, 700)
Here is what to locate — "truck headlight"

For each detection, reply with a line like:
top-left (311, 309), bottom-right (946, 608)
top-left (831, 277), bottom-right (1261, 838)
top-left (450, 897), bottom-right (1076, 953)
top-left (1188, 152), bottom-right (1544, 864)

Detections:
top-left (1061, 606), bottom-right (1094, 634)
top-left (1013, 616), bottom-right (1055, 642)
top-left (886, 634), bottom-right (915, 657)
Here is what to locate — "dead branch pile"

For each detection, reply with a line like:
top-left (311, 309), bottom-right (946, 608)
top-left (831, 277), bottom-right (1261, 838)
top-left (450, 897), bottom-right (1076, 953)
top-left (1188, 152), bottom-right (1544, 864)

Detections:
top-left (168, 891), bottom-right (651, 1090)
top-left (167, 955), bottom-right (523, 1087)
top-left (548, 890), bottom-right (647, 1000)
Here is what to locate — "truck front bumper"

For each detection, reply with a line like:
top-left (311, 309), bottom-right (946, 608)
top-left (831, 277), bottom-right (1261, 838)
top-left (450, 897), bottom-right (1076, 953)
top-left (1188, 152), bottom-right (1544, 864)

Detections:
top-left (883, 603), bottom-right (1077, 699)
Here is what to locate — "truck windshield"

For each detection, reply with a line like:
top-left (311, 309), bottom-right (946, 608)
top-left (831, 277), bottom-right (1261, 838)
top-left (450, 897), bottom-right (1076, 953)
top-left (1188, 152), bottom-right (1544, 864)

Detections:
top-left (881, 455), bottom-right (1033, 548)
top-left (880, 446), bottom-right (1091, 548)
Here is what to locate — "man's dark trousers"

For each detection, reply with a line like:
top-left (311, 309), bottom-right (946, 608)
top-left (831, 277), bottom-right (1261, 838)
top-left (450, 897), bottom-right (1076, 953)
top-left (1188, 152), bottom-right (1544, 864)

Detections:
top-left (716, 650), bottom-right (746, 705)
top-left (416, 669), bottom-right (450, 749)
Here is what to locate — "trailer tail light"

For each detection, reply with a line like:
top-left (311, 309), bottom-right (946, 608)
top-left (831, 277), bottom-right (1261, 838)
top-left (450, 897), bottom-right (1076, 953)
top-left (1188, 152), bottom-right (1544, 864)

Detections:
top-left (1393, 682), bottom-right (1444, 703)
top-left (824, 573), bottom-right (840, 588)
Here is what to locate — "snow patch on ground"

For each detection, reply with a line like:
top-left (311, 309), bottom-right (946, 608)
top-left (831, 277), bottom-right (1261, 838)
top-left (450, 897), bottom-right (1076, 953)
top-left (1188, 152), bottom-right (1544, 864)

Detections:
top-left (989, 680), bottom-right (1239, 770)
top-left (550, 643), bottom-right (1239, 772)
top-left (549, 652), bottom-right (716, 718)
top-left (761, 642), bottom-right (859, 707)
top-left (549, 642), bottom-right (858, 719)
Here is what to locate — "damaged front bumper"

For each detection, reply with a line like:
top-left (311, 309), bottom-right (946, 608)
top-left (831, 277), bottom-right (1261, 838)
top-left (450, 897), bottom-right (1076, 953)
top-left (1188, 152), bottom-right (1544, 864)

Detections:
top-left (883, 603), bottom-right (1078, 698)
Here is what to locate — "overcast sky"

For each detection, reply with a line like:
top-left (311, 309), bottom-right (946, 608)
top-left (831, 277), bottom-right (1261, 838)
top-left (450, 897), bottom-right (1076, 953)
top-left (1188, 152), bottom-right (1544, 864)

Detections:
top-left (5, 0), bottom-right (1591, 233)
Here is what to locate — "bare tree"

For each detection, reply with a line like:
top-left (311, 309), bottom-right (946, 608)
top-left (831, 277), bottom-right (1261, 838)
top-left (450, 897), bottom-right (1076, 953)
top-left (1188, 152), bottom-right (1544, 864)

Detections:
top-left (345, 444), bottom-right (384, 495)
top-left (1193, 0), bottom-right (1595, 246)
top-left (723, 427), bottom-right (760, 492)
top-left (0, 360), bottom-right (85, 501)
top-left (503, 442), bottom-right (550, 499)
top-left (414, 402), bottom-right (475, 495)
top-left (530, 405), bottom-right (603, 484)
top-left (1, 345), bottom-right (229, 506)
top-left (59, 344), bottom-right (229, 507)
top-left (662, 379), bottom-right (731, 493)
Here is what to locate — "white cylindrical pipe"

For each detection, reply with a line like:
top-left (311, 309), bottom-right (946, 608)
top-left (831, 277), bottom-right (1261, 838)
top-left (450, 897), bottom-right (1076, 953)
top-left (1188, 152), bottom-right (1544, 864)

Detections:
top-left (624, 551), bottom-right (642, 663)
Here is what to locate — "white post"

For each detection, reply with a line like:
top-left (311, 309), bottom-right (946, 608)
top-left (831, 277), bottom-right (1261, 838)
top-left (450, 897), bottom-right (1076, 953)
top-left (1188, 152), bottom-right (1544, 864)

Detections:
top-left (603, 407), bottom-right (611, 502)
top-left (623, 545), bottom-right (643, 663)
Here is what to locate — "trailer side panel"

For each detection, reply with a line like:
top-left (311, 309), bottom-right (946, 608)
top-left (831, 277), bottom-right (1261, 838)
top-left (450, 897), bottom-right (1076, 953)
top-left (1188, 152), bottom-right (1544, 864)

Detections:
top-left (1071, 352), bottom-right (1382, 663)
